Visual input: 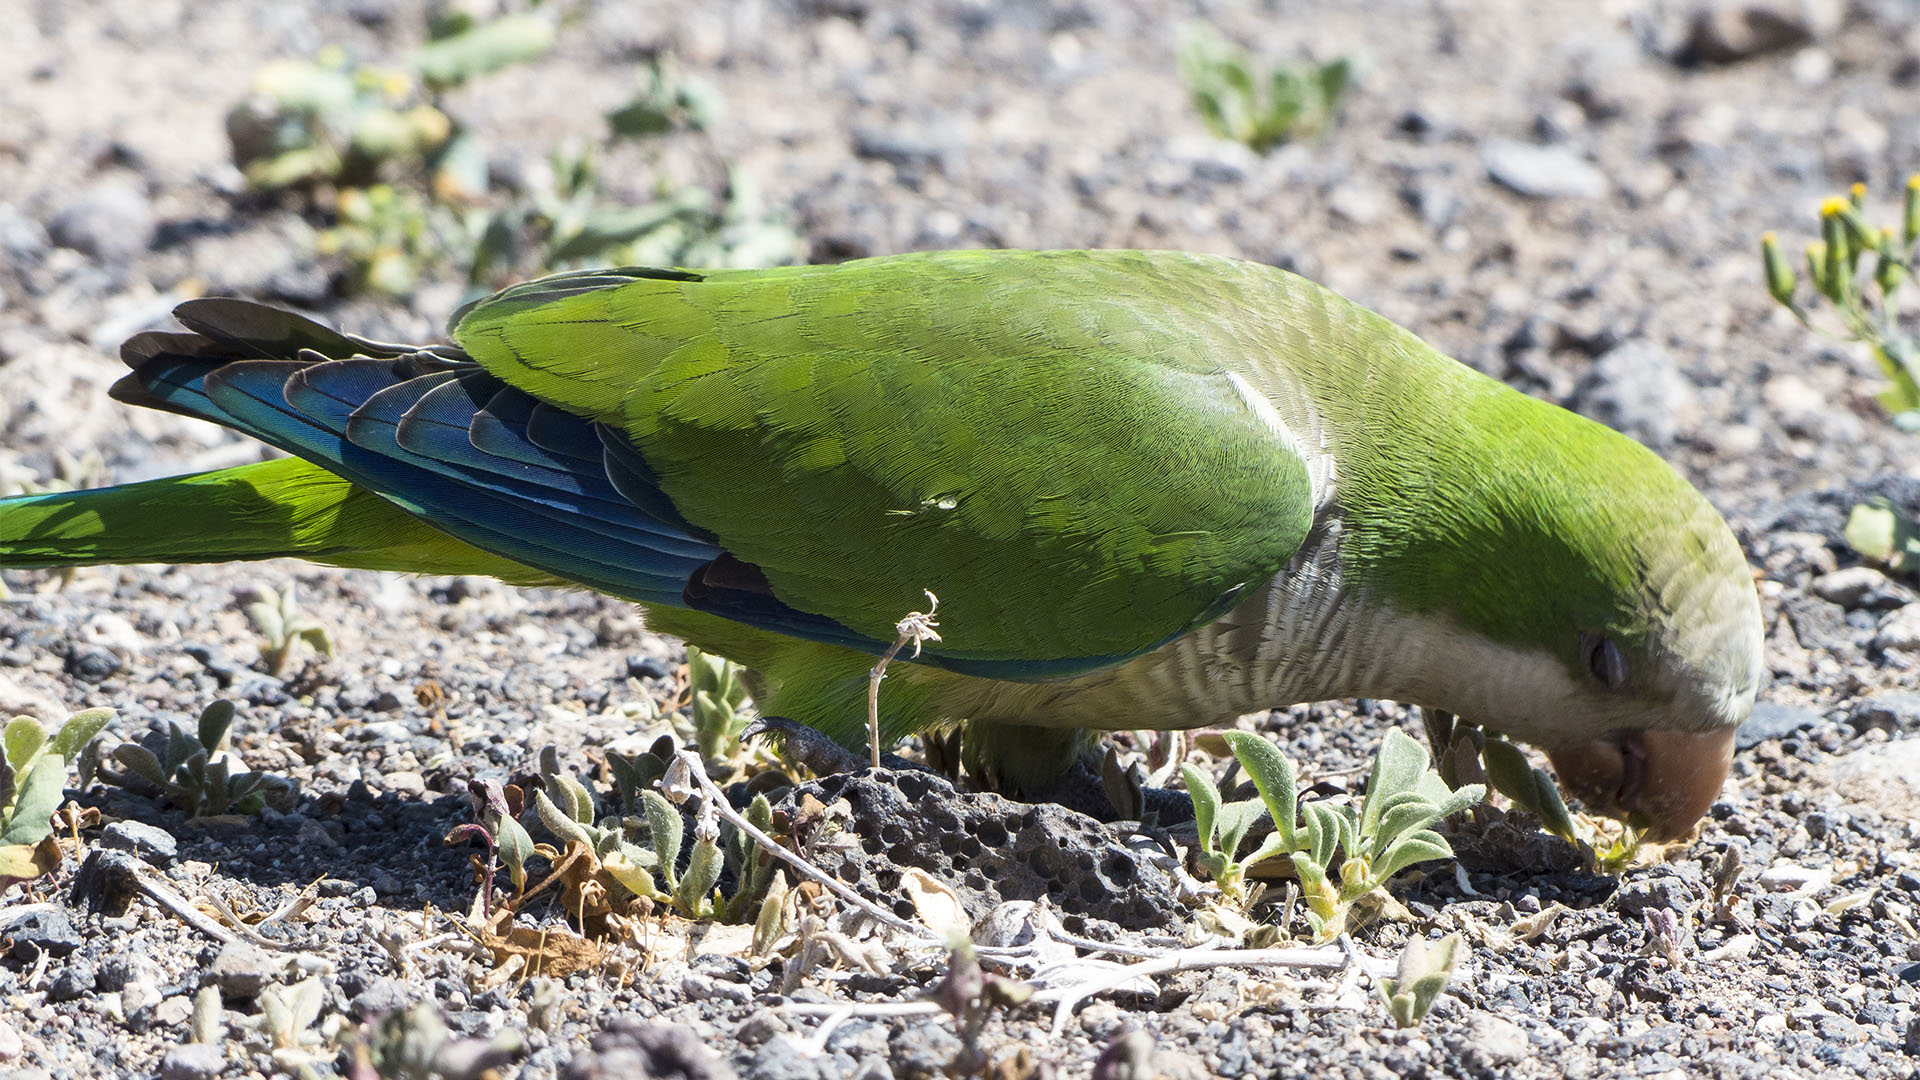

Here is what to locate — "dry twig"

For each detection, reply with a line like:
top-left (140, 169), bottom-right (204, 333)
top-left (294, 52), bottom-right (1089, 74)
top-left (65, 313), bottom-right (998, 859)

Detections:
top-left (867, 591), bottom-right (941, 768)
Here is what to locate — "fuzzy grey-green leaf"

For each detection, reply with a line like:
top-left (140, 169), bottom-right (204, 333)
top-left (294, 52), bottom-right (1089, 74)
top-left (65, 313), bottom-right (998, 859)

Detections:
top-left (1222, 731), bottom-right (1297, 849)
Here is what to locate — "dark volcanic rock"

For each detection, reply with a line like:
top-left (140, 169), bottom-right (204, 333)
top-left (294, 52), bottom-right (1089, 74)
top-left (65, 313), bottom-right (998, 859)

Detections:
top-left (776, 769), bottom-right (1182, 930)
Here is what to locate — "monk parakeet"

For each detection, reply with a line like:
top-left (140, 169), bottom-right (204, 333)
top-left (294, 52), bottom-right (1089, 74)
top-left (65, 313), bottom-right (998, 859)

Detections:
top-left (0, 250), bottom-right (1763, 840)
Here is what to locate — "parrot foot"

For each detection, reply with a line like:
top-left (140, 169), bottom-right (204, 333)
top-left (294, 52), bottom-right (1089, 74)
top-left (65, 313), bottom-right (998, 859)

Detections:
top-left (1037, 755), bottom-right (1196, 826)
top-left (745, 716), bottom-right (929, 776)
top-left (746, 717), bottom-right (1194, 826)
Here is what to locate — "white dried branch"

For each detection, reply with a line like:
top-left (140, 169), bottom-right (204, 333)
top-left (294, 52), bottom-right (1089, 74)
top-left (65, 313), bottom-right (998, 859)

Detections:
top-left (867, 591), bottom-right (941, 769)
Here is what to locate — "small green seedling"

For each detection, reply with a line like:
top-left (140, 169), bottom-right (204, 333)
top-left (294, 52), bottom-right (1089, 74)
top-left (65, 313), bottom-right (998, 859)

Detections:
top-left (1179, 25), bottom-right (1353, 153)
top-left (1290, 730), bottom-right (1483, 940)
top-left (1182, 738), bottom-right (1294, 905)
top-left (231, 11), bottom-right (797, 298)
top-left (355, 1000), bottom-right (525, 1080)
top-left (246, 582), bottom-right (334, 678)
top-left (1185, 729), bottom-right (1483, 940)
top-left (229, 13), bottom-right (553, 193)
top-left (607, 56), bottom-right (725, 138)
top-left (1, 707), bottom-right (113, 888)
top-left (520, 743), bottom-right (777, 922)
top-left (255, 976), bottom-right (327, 1056)
top-left (932, 939), bottom-right (1035, 1076)
top-left (1845, 497), bottom-right (1920, 580)
top-left (604, 734), bottom-right (675, 814)
top-left (1378, 932), bottom-right (1463, 1028)
top-left (450, 777), bottom-right (537, 904)
top-left (109, 700), bottom-right (293, 819)
top-left (411, 12), bottom-right (556, 90)
top-left (1480, 735), bottom-right (1584, 845)
top-left (682, 646), bottom-right (754, 764)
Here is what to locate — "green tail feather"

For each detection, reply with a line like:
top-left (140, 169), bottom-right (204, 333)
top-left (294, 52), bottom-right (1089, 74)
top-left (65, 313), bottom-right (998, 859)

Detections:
top-left (0, 456), bottom-right (558, 584)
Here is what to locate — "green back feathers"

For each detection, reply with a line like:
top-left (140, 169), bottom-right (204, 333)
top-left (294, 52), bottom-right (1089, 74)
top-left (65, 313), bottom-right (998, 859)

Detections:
top-left (455, 251), bottom-right (1316, 666)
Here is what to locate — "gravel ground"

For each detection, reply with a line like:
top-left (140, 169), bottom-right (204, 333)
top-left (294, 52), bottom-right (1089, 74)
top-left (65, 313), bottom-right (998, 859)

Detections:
top-left (4, 1), bottom-right (1920, 1078)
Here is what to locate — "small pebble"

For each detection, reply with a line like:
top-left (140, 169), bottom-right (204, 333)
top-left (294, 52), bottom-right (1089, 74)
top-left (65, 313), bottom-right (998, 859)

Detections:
top-left (627, 655), bottom-right (673, 680)
top-left (350, 979), bottom-right (412, 1019)
top-left (1757, 861), bottom-right (1831, 895)
top-left (1790, 898), bottom-right (1820, 928)
top-left (47, 179), bottom-right (155, 263)
top-left (152, 995), bottom-right (194, 1028)
top-left (681, 972), bottom-right (751, 1004)
top-left (1462, 1013), bottom-right (1531, 1066)
top-left (2, 907), bottom-right (81, 960)
top-left (99, 820), bottom-right (180, 866)
top-left (1810, 567), bottom-right (1901, 609)
top-left (735, 1008), bottom-right (789, 1046)
top-left (46, 964), bottom-right (92, 1004)
top-left (1481, 139), bottom-right (1608, 199)
top-left (204, 941), bottom-right (277, 999)
top-left (158, 1041), bottom-right (225, 1080)
top-left (379, 770), bottom-right (426, 796)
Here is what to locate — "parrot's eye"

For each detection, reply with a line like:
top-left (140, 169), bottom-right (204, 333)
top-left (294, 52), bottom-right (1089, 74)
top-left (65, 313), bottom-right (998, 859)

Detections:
top-left (1580, 632), bottom-right (1629, 691)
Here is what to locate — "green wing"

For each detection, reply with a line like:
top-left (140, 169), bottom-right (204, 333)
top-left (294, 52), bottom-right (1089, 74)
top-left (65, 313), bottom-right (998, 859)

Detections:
top-left (455, 250), bottom-right (1314, 677)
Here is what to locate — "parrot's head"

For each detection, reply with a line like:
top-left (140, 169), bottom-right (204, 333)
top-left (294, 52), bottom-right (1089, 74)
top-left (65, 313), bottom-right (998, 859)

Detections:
top-left (1342, 387), bottom-right (1765, 842)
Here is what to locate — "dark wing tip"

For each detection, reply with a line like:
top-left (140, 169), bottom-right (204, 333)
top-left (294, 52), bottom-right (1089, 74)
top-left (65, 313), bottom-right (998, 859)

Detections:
top-left (169, 297), bottom-right (427, 362)
top-left (120, 329), bottom-right (212, 370)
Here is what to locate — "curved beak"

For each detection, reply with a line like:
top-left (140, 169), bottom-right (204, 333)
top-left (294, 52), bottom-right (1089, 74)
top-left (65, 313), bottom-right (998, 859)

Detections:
top-left (1544, 728), bottom-right (1734, 842)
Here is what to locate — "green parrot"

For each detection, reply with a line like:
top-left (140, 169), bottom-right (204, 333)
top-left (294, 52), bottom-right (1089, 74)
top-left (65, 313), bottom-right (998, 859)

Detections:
top-left (0, 250), bottom-right (1762, 840)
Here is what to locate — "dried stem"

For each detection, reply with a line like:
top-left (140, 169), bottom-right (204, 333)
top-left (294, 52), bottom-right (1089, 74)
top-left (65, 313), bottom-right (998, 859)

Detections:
top-left (670, 748), bottom-right (937, 941)
top-left (867, 591), bottom-right (941, 769)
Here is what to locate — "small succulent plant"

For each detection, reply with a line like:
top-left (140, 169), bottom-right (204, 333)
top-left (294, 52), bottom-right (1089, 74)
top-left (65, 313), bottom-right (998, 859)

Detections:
top-left (1185, 728), bottom-right (1483, 940)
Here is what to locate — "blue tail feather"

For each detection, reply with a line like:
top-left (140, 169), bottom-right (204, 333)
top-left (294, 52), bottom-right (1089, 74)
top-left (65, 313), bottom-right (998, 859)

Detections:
top-left (112, 298), bottom-right (890, 659)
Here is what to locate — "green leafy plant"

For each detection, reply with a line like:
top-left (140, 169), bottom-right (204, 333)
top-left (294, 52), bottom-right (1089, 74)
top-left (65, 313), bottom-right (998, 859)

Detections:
top-left (1760, 180), bottom-right (1920, 586)
top-left (230, 11), bottom-right (797, 298)
top-left (1761, 178), bottom-right (1920, 428)
top-left (681, 646), bottom-right (754, 764)
top-left (1378, 932), bottom-right (1463, 1028)
top-left (1, 708), bottom-right (113, 888)
top-left (519, 743), bottom-right (776, 922)
top-left (246, 582), bottom-right (334, 678)
top-left (254, 976), bottom-right (328, 1059)
top-left (315, 183), bottom-right (469, 297)
top-left (412, 12), bottom-right (556, 90)
top-left (607, 56), bottom-right (725, 138)
top-left (1845, 497), bottom-right (1920, 580)
top-left (1183, 729), bottom-right (1483, 941)
top-left (227, 13), bottom-right (552, 194)
top-left (1179, 26), bottom-right (1352, 153)
top-left (604, 734), bottom-right (675, 813)
top-left (1480, 732), bottom-right (1641, 871)
top-left (1182, 738), bottom-right (1288, 904)
top-left (353, 1000), bottom-right (525, 1080)
top-left (450, 777), bottom-right (537, 904)
top-left (108, 700), bottom-right (293, 818)
top-left (470, 150), bottom-right (799, 287)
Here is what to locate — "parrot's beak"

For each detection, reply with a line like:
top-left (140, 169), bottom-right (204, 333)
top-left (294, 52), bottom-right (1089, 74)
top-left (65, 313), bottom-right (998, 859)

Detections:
top-left (1545, 728), bottom-right (1734, 842)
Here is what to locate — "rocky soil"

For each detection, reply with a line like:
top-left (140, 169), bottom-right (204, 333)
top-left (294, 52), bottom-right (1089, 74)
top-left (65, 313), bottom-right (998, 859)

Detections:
top-left (3, 1), bottom-right (1920, 1078)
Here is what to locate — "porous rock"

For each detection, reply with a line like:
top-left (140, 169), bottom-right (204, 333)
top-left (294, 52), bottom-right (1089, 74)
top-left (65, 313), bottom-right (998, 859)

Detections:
top-left (775, 770), bottom-right (1181, 930)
